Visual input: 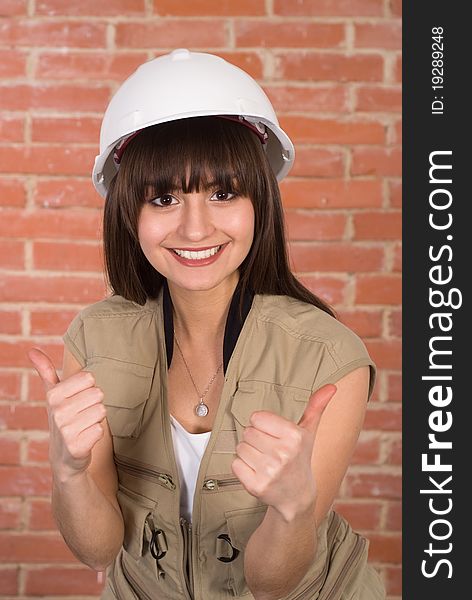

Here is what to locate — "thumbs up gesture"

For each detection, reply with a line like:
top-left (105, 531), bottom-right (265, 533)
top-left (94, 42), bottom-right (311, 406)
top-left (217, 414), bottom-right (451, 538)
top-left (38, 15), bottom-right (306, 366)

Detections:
top-left (28, 348), bottom-right (107, 482)
top-left (231, 384), bottom-right (337, 522)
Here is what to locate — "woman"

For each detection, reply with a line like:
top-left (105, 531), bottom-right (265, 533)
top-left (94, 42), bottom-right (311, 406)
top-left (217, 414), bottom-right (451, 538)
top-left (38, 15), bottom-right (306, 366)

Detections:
top-left (29, 50), bottom-right (386, 599)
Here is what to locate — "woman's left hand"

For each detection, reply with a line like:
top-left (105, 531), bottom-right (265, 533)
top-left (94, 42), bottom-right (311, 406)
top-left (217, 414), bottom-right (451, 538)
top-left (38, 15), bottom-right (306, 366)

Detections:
top-left (231, 384), bottom-right (337, 522)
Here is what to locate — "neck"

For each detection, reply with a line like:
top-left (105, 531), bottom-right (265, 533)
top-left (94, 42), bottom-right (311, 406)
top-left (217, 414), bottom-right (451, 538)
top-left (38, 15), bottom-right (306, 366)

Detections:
top-left (167, 272), bottom-right (240, 345)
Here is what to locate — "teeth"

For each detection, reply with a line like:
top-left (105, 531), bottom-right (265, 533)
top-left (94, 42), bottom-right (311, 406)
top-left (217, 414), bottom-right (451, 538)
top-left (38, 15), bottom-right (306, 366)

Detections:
top-left (173, 245), bottom-right (222, 260)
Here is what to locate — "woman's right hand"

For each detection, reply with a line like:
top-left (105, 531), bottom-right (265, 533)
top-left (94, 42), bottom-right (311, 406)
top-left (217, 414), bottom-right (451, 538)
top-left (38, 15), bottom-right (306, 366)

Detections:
top-left (28, 348), bottom-right (107, 482)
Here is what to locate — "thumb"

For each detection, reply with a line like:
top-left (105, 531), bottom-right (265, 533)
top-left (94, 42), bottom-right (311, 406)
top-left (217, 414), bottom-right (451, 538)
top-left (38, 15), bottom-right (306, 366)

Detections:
top-left (27, 347), bottom-right (60, 392)
top-left (297, 384), bottom-right (337, 435)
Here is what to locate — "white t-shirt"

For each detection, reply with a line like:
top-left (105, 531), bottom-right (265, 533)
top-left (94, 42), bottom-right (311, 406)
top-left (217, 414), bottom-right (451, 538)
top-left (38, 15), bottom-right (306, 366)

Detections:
top-left (169, 414), bottom-right (212, 523)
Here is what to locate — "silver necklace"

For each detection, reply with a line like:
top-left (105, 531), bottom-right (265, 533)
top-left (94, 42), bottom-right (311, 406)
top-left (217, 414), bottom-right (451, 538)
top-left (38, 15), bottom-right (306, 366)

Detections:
top-left (173, 328), bottom-right (223, 417)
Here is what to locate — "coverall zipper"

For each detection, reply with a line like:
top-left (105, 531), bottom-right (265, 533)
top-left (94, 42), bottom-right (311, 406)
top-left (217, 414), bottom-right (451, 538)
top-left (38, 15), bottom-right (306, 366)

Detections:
top-left (114, 454), bottom-right (176, 490)
top-left (180, 516), bottom-right (193, 600)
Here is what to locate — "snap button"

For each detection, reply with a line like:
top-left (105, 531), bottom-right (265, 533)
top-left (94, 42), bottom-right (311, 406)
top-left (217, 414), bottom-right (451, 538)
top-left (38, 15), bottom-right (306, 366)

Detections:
top-left (216, 533), bottom-right (240, 563)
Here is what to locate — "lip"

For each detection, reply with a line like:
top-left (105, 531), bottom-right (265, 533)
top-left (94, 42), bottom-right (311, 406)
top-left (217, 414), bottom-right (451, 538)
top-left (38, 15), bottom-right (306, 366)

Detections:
top-left (166, 242), bottom-right (229, 267)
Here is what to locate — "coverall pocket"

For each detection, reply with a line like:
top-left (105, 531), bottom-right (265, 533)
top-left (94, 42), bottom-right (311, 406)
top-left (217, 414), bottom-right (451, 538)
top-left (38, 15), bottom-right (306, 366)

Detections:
top-left (222, 504), bottom-right (268, 597)
top-left (86, 356), bottom-right (154, 438)
top-left (230, 380), bottom-right (309, 443)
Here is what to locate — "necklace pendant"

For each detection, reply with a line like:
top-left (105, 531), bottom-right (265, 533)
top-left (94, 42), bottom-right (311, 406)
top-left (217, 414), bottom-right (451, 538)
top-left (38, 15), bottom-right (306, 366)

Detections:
top-left (195, 401), bottom-right (209, 417)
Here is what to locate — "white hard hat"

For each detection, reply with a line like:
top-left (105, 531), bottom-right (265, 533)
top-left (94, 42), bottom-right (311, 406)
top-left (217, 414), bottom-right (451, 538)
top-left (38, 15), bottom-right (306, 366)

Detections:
top-left (92, 48), bottom-right (295, 198)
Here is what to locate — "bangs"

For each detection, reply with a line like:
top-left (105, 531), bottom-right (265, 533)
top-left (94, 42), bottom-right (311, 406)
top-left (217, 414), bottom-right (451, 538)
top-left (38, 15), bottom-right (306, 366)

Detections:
top-left (117, 116), bottom-right (267, 202)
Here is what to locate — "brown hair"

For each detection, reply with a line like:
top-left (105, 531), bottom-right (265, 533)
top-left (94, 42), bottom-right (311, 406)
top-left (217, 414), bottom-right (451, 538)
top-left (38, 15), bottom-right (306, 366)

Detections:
top-left (103, 116), bottom-right (336, 319)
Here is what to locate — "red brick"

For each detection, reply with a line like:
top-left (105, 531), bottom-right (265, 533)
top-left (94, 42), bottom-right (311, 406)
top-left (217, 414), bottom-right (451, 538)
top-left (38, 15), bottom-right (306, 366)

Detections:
top-left (337, 309), bottom-right (383, 338)
top-left (116, 21), bottom-right (227, 48)
top-left (30, 309), bottom-right (79, 336)
top-left (267, 85), bottom-right (348, 114)
top-left (290, 148), bottom-right (345, 178)
top-left (36, 0), bottom-right (145, 16)
top-left (156, 0), bottom-right (265, 15)
top-left (0, 274), bottom-right (106, 304)
top-left (351, 433), bottom-right (381, 464)
top-left (0, 0), bottom-right (27, 16)
top-left (0, 372), bottom-right (21, 401)
top-left (393, 118), bottom-right (402, 143)
top-left (345, 472), bottom-right (401, 499)
top-left (5, 144), bottom-right (92, 176)
top-left (0, 438), bottom-right (21, 465)
top-left (387, 436), bottom-right (402, 465)
top-left (235, 22), bottom-right (345, 48)
top-left (355, 274), bottom-right (402, 304)
top-left (0, 466), bottom-right (51, 496)
top-left (0, 499), bottom-right (22, 529)
top-left (289, 243), bottom-right (384, 273)
top-left (355, 22), bottom-right (402, 50)
top-left (36, 51), bottom-right (148, 81)
top-left (273, 0), bottom-right (383, 17)
top-left (297, 275), bottom-right (347, 306)
top-left (28, 499), bottom-right (56, 530)
top-left (385, 500), bottom-right (402, 531)
top-left (356, 86), bottom-right (402, 112)
top-left (34, 179), bottom-right (102, 209)
top-left (389, 181), bottom-right (402, 208)
top-left (281, 180), bottom-right (383, 209)
top-left (388, 309), bottom-right (402, 337)
top-left (0, 310), bottom-right (22, 334)
top-left (390, 0), bottom-right (402, 17)
top-left (0, 20), bottom-right (106, 48)
top-left (26, 438), bottom-right (50, 463)
top-left (0, 240), bottom-right (25, 269)
top-left (0, 209), bottom-right (102, 240)
top-left (275, 52), bottom-right (383, 83)
top-left (353, 211), bottom-right (402, 240)
top-left (33, 240), bottom-right (103, 271)
top-left (285, 211), bottom-right (346, 241)
top-left (0, 532), bottom-right (75, 563)
top-left (0, 84), bottom-right (109, 112)
top-left (0, 566), bottom-right (18, 594)
top-left (25, 566), bottom-right (105, 595)
top-left (387, 373), bottom-right (402, 403)
top-left (0, 403), bottom-right (49, 429)
top-left (32, 117), bottom-right (101, 144)
top-left (283, 116), bottom-right (385, 145)
top-left (365, 340), bottom-right (402, 369)
top-left (368, 533), bottom-right (402, 562)
top-left (392, 243), bottom-right (401, 272)
top-left (0, 178), bottom-right (26, 207)
top-left (384, 565), bottom-right (402, 595)
top-left (0, 115), bottom-right (24, 142)
top-left (394, 54), bottom-right (402, 83)
top-left (364, 404), bottom-right (401, 431)
top-left (351, 147), bottom-right (402, 177)
top-left (206, 51), bottom-right (263, 79)
top-left (0, 49), bottom-right (26, 77)
top-left (334, 501), bottom-right (382, 531)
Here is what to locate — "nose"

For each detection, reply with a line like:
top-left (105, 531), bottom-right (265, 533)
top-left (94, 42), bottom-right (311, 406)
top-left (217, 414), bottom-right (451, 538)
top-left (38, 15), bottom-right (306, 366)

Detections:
top-left (177, 196), bottom-right (216, 241)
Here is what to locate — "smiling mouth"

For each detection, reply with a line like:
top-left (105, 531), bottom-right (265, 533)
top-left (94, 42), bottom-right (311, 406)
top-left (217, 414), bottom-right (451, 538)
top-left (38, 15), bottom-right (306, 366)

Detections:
top-left (170, 244), bottom-right (224, 260)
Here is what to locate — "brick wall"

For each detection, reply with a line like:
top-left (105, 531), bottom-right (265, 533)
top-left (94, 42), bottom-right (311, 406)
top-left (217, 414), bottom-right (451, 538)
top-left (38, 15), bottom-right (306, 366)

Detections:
top-left (0, 0), bottom-right (402, 597)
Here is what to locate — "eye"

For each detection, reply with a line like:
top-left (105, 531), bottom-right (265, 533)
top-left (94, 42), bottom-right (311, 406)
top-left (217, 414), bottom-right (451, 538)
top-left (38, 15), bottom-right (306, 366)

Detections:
top-left (210, 190), bottom-right (238, 202)
top-left (148, 193), bottom-right (178, 207)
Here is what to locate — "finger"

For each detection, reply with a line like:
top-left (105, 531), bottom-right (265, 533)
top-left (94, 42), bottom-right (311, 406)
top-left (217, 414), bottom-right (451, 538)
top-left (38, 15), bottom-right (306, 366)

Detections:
top-left (67, 422), bottom-right (105, 461)
top-left (297, 384), bottom-right (337, 435)
top-left (28, 347), bottom-right (60, 391)
top-left (59, 404), bottom-right (107, 442)
top-left (53, 387), bottom-right (105, 429)
top-left (243, 425), bottom-right (278, 454)
top-left (248, 410), bottom-right (295, 439)
top-left (236, 440), bottom-right (265, 472)
top-left (231, 457), bottom-right (259, 497)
